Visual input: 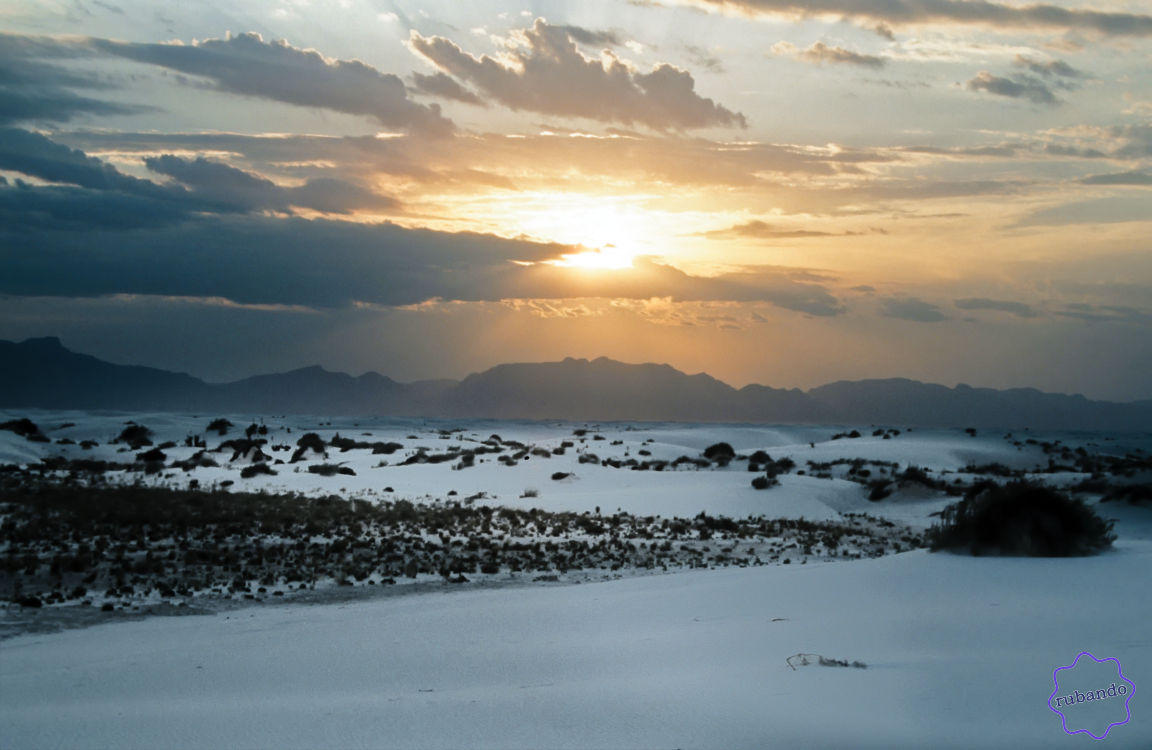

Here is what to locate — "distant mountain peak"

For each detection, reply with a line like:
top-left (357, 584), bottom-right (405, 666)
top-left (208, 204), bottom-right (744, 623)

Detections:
top-left (0, 337), bottom-right (1148, 429)
top-left (20, 336), bottom-right (65, 349)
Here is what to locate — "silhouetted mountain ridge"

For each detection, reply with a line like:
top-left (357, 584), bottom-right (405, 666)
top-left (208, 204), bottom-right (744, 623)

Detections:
top-left (0, 338), bottom-right (1148, 430)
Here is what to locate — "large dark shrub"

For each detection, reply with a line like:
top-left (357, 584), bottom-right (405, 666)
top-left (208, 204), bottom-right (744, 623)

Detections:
top-left (704, 442), bottom-right (736, 460)
top-left (928, 481), bottom-right (1115, 556)
top-left (751, 474), bottom-right (779, 490)
top-left (207, 418), bottom-right (233, 436)
top-left (1, 418), bottom-right (47, 442)
top-left (114, 424), bottom-right (153, 449)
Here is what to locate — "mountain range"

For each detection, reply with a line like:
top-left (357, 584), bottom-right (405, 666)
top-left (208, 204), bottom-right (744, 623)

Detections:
top-left (2, 336), bottom-right (1149, 431)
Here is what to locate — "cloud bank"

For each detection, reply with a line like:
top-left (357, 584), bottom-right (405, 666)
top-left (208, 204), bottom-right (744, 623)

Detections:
top-left (683, 0), bottom-right (1152, 36)
top-left (409, 19), bottom-right (746, 130)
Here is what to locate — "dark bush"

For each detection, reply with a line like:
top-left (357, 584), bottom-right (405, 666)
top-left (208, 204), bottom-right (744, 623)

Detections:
top-left (114, 424), bottom-right (153, 449)
top-left (207, 419), bottom-right (233, 436)
top-left (551, 472), bottom-right (571, 481)
top-left (1101, 484), bottom-right (1152, 505)
top-left (241, 463), bottom-right (277, 479)
top-left (136, 447), bottom-right (167, 463)
top-left (867, 481), bottom-right (893, 501)
top-left (751, 474), bottom-right (779, 490)
top-left (307, 464), bottom-right (356, 477)
top-left (291, 433), bottom-right (327, 462)
top-left (1, 418), bottom-right (46, 441)
top-left (899, 466), bottom-right (939, 488)
top-left (927, 481), bottom-right (1115, 556)
top-left (704, 442), bottom-right (736, 460)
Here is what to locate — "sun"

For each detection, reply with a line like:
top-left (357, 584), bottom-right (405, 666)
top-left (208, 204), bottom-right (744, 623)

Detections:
top-left (553, 243), bottom-right (635, 269)
top-left (512, 197), bottom-right (648, 270)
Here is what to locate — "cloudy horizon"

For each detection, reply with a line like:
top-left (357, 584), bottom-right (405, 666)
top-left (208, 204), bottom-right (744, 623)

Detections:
top-left (1, 0), bottom-right (1150, 400)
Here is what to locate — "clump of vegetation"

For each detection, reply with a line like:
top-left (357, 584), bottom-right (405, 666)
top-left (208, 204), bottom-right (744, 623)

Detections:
top-left (113, 424), bottom-right (153, 449)
top-left (551, 472), bottom-right (571, 481)
top-left (307, 463), bottom-right (355, 477)
top-left (927, 481), bottom-right (1115, 556)
top-left (291, 433), bottom-right (327, 462)
top-left (206, 418), bottom-right (233, 436)
top-left (787, 653), bottom-right (867, 670)
top-left (1100, 484), bottom-right (1152, 505)
top-left (0, 418), bottom-right (48, 442)
top-left (751, 474), bottom-right (779, 490)
top-left (898, 465), bottom-right (940, 489)
top-left (867, 480), bottom-right (893, 501)
top-left (830, 430), bottom-right (862, 440)
top-left (240, 463), bottom-right (277, 479)
top-left (703, 442), bottom-right (736, 466)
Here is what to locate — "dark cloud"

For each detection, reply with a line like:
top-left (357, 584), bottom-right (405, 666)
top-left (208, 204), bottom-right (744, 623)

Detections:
top-left (1080, 170), bottom-right (1152, 186)
top-left (795, 42), bottom-right (885, 68)
top-left (0, 130), bottom-right (394, 222)
top-left (903, 144), bottom-right (1020, 158)
top-left (409, 71), bottom-right (486, 105)
top-left (1013, 55), bottom-right (1082, 79)
top-left (682, 44), bottom-right (726, 74)
top-left (0, 127), bottom-right (180, 200)
top-left (881, 297), bottom-right (948, 322)
top-left (687, 0), bottom-right (1152, 36)
top-left (1017, 195), bottom-right (1152, 226)
top-left (409, 19), bottom-right (746, 130)
top-left (54, 128), bottom-right (903, 195)
top-left (89, 32), bottom-right (454, 136)
top-left (954, 297), bottom-right (1038, 318)
top-left (966, 71), bottom-right (1059, 105)
top-left (1111, 125), bottom-right (1152, 159)
top-left (0, 32), bottom-right (152, 125)
top-left (1042, 143), bottom-right (1107, 159)
top-left (697, 220), bottom-right (837, 239)
top-left (553, 25), bottom-right (623, 47)
top-left (0, 207), bottom-right (844, 316)
top-left (1056, 303), bottom-right (1150, 324)
top-left (0, 182), bottom-right (194, 229)
top-left (144, 154), bottom-right (397, 214)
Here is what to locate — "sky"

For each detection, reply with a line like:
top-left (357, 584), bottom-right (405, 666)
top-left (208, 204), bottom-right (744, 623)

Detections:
top-left (1, 0), bottom-right (1151, 400)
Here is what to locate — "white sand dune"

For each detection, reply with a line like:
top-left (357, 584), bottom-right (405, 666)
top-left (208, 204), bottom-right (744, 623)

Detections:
top-left (1, 411), bottom-right (1149, 748)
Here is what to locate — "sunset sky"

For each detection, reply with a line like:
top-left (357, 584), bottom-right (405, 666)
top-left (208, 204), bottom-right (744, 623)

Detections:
top-left (2, 0), bottom-right (1151, 400)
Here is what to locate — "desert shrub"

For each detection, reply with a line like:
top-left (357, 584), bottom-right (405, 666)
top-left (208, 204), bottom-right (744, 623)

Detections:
top-left (927, 481), bottom-right (1115, 556)
top-left (1100, 484), bottom-right (1152, 505)
top-left (291, 433), bottom-right (327, 462)
top-left (114, 424), bottom-right (153, 449)
top-left (899, 465), bottom-right (939, 488)
top-left (751, 474), bottom-right (779, 490)
top-left (551, 472), bottom-right (570, 481)
top-left (867, 481), bottom-right (893, 501)
top-left (207, 418), bottom-right (233, 436)
top-left (135, 447), bottom-right (167, 463)
top-left (245, 423), bottom-right (268, 438)
top-left (241, 463), bottom-right (277, 479)
top-left (521, 488), bottom-right (539, 498)
top-left (765, 457), bottom-right (796, 475)
top-left (307, 463), bottom-right (355, 477)
top-left (962, 463), bottom-right (1019, 477)
top-left (1, 418), bottom-right (46, 441)
top-left (748, 449), bottom-right (772, 464)
top-left (704, 442), bottom-right (736, 461)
